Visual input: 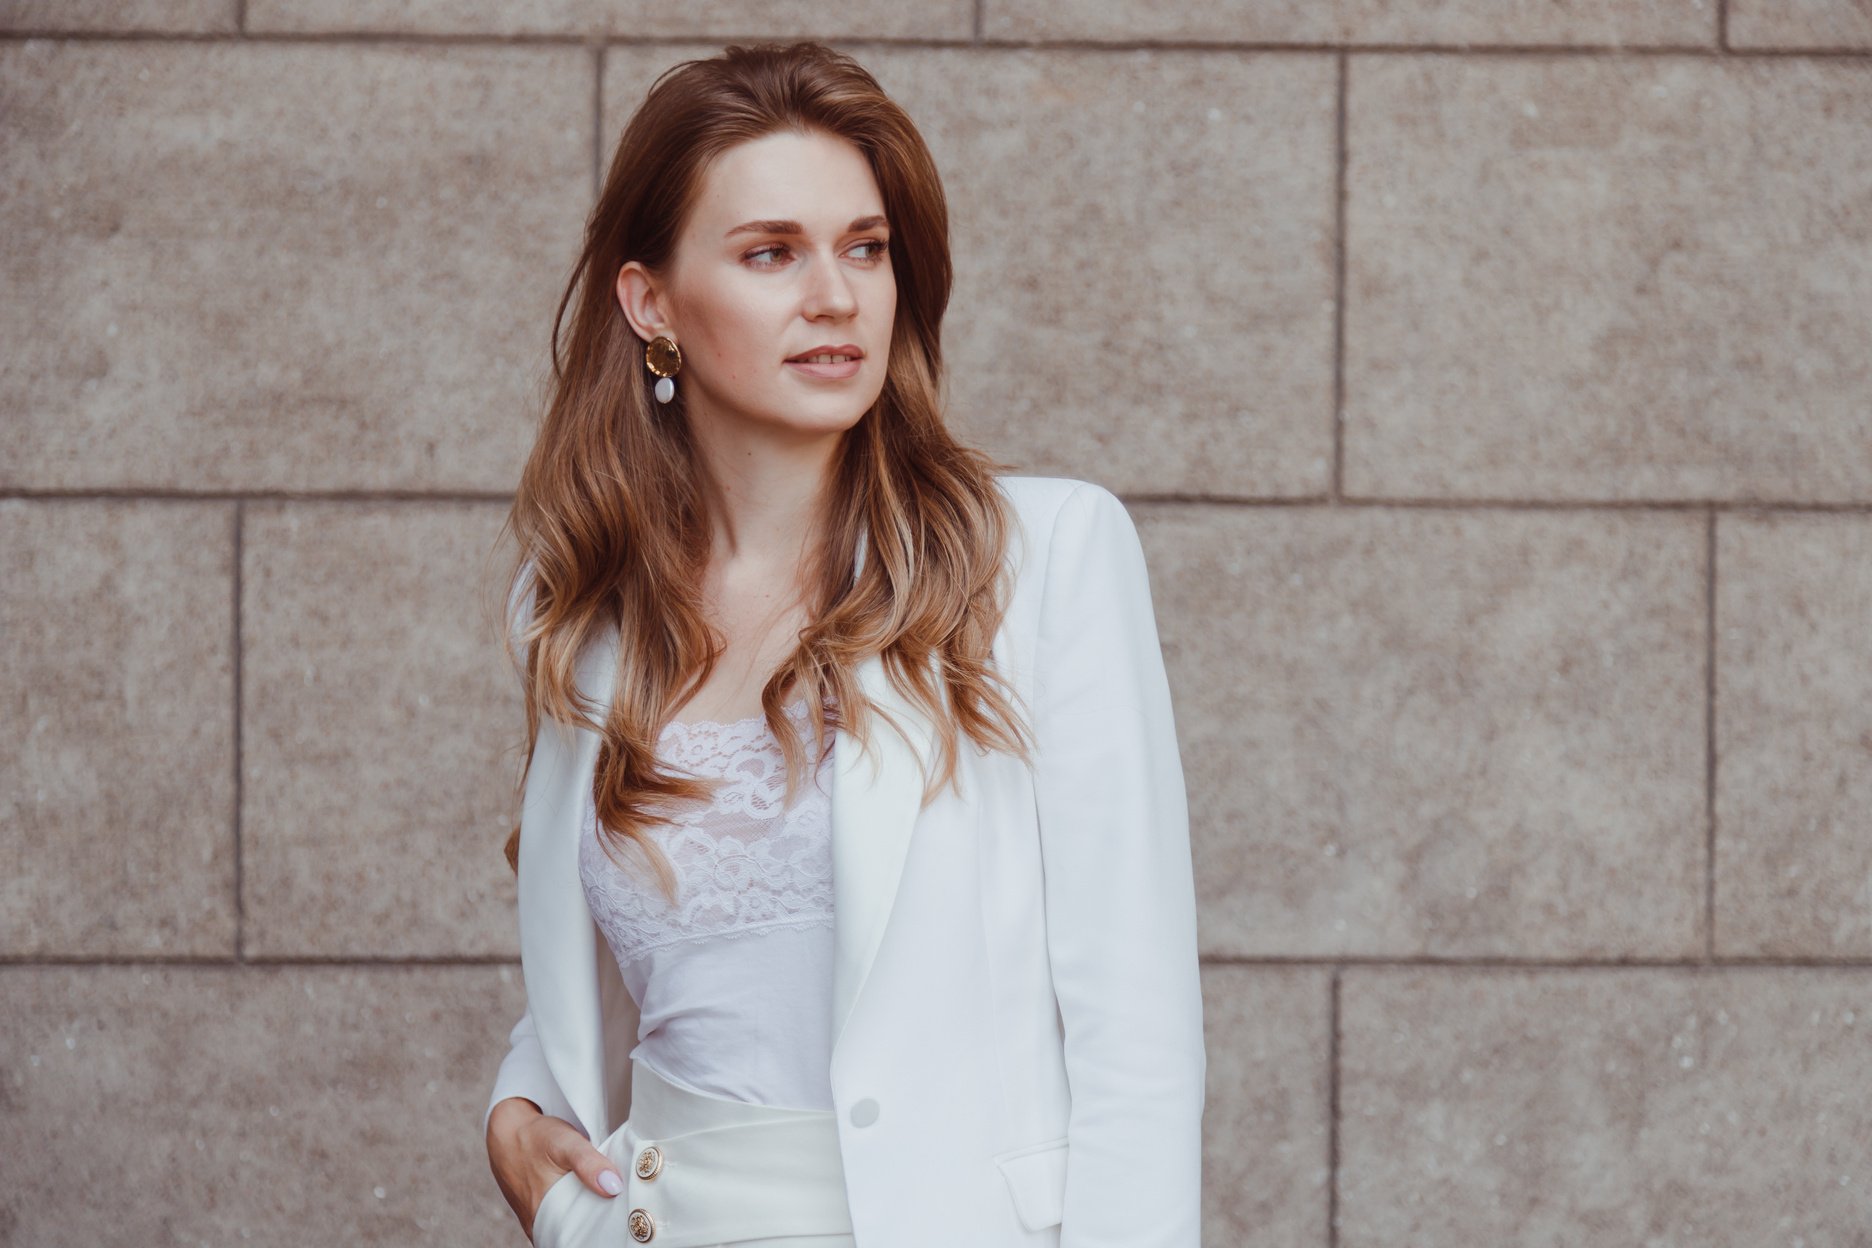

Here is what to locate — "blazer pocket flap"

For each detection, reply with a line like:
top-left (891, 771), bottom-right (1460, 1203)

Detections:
top-left (993, 1135), bottom-right (1070, 1231)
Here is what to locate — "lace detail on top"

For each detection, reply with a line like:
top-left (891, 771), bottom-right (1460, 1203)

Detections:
top-left (579, 700), bottom-right (835, 963)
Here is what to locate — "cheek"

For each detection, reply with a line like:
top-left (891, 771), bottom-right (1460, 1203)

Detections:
top-left (687, 289), bottom-right (780, 381)
top-left (874, 272), bottom-right (899, 329)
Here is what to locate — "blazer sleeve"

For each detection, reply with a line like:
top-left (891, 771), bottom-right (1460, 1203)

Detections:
top-left (482, 556), bottom-right (586, 1139)
top-left (1031, 482), bottom-right (1207, 1247)
top-left (484, 1004), bottom-right (583, 1138)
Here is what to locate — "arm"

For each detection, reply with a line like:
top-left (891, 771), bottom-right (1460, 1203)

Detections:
top-left (484, 559), bottom-right (584, 1140)
top-left (482, 561), bottom-right (591, 1145)
top-left (484, 558), bottom-right (626, 1226)
top-left (485, 1006), bottom-right (624, 1235)
top-left (1031, 482), bottom-right (1207, 1248)
top-left (484, 1004), bottom-right (584, 1139)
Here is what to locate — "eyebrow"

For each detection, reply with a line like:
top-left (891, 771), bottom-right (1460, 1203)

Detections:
top-left (724, 215), bottom-right (889, 239)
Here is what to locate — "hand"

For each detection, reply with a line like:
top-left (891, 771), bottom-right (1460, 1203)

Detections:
top-left (486, 1096), bottom-right (625, 1239)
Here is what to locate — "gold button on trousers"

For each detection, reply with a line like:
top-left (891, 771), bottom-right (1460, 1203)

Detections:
top-left (528, 1060), bottom-right (856, 1248)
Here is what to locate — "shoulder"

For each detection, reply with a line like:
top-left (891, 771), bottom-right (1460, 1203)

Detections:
top-left (988, 475), bottom-right (1149, 641)
top-left (991, 473), bottom-right (1128, 539)
top-left (991, 474), bottom-right (1140, 572)
top-left (992, 472), bottom-right (1086, 515)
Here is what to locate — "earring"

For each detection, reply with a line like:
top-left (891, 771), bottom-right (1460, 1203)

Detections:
top-left (645, 334), bottom-right (682, 404)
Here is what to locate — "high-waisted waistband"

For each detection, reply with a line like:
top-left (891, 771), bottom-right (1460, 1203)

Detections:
top-left (529, 1059), bottom-right (855, 1248)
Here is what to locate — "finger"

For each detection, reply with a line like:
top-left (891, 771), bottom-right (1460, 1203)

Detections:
top-left (570, 1141), bottom-right (626, 1198)
top-left (545, 1128), bottom-right (624, 1199)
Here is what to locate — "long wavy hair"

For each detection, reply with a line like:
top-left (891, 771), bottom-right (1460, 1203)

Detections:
top-left (488, 40), bottom-right (1036, 902)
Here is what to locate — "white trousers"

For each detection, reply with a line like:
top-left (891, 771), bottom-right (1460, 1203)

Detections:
top-left (529, 1058), bottom-right (857, 1248)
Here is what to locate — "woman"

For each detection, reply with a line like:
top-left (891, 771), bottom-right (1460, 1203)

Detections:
top-left (482, 40), bottom-right (1205, 1248)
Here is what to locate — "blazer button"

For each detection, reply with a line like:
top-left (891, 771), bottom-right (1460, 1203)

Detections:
top-left (628, 1207), bottom-right (656, 1242)
top-left (634, 1145), bottom-right (662, 1180)
top-left (849, 1097), bottom-right (879, 1127)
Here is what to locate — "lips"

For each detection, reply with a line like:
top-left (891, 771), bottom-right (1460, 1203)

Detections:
top-left (785, 344), bottom-right (864, 363)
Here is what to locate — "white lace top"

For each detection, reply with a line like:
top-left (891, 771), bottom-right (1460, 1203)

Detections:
top-left (578, 698), bottom-right (837, 1110)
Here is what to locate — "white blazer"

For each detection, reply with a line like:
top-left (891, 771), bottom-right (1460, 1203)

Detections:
top-left (485, 474), bottom-right (1206, 1247)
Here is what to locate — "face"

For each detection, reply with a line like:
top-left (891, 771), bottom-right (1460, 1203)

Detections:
top-left (617, 128), bottom-right (897, 445)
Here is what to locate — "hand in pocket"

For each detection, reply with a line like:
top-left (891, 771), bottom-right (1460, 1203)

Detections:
top-left (485, 1097), bottom-right (625, 1240)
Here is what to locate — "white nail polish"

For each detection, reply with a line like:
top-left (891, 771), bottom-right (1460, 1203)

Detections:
top-left (598, 1169), bottom-right (623, 1196)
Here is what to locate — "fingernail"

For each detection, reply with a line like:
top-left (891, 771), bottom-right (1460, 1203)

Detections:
top-left (598, 1169), bottom-right (623, 1196)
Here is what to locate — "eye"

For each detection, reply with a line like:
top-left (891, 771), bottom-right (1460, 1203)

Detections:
top-left (741, 239), bottom-right (891, 268)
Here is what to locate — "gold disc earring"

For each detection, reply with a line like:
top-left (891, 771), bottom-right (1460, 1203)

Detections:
top-left (646, 335), bottom-right (682, 404)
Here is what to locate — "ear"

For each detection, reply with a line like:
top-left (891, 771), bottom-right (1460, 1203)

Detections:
top-left (615, 261), bottom-right (674, 345)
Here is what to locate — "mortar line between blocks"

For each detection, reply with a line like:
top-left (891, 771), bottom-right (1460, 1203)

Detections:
top-left (592, 42), bottom-right (605, 203)
top-left (232, 498), bottom-right (245, 961)
top-left (1704, 508), bottom-right (1719, 961)
top-left (1328, 966), bottom-right (1342, 1248)
top-left (1331, 50), bottom-right (1348, 504)
top-left (2, 33), bottom-right (1871, 58)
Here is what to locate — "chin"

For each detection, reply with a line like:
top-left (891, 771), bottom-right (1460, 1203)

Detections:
top-left (792, 392), bottom-right (882, 430)
top-left (758, 406), bottom-right (869, 438)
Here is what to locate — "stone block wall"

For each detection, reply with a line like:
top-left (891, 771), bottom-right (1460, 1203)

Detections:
top-left (4, 3), bottom-right (1869, 1243)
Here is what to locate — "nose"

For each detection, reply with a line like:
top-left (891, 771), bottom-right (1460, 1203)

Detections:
top-left (801, 249), bottom-right (858, 320)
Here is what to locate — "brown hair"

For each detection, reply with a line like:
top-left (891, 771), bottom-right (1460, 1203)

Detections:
top-left (489, 40), bottom-right (1035, 901)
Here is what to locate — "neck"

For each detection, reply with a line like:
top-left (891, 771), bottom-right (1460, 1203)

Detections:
top-left (688, 423), bottom-right (843, 573)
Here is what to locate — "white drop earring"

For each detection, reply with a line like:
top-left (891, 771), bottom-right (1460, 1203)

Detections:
top-left (646, 334), bottom-right (682, 404)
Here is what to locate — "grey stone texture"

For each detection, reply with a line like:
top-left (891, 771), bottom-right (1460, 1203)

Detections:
top-left (0, 39), bottom-right (590, 492)
top-left (1, 499), bottom-right (237, 957)
top-left (239, 501), bottom-right (523, 957)
top-left (247, 0), bottom-right (973, 39)
top-left (0, 1), bottom-right (236, 33)
top-left (1339, 967), bottom-right (1872, 1242)
top-left (1730, 0), bottom-right (1872, 49)
top-left (1344, 54), bottom-right (1872, 503)
top-left (986, 0), bottom-right (1717, 47)
top-left (0, 964), bottom-right (530, 1245)
top-left (1200, 964), bottom-right (1333, 1244)
top-left (1143, 504), bottom-right (1708, 960)
top-left (1715, 512), bottom-right (1872, 958)
top-left (4, 7), bottom-right (1868, 1246)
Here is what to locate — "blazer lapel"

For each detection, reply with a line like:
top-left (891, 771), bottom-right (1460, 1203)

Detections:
top-left (828, 647), bottom-right (933, 1058)
top-left (519, 525), bottom-right (934, 1132)
top-left (826, 520), bottom-right (935, 1054)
